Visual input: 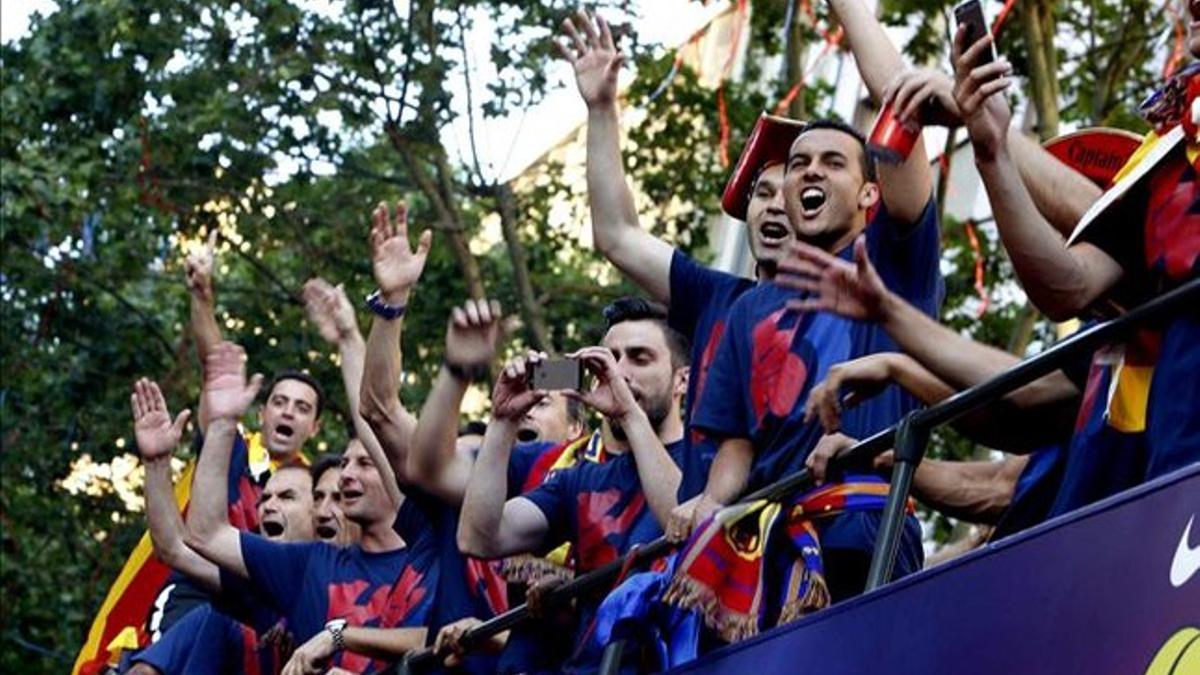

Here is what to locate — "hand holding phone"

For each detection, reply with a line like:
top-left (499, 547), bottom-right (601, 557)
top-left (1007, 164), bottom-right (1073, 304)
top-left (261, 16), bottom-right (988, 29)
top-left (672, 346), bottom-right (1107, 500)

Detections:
top-left (527, 357), bottom-right (584, 391)
top-left (954, 0), bottom-right (997, 69)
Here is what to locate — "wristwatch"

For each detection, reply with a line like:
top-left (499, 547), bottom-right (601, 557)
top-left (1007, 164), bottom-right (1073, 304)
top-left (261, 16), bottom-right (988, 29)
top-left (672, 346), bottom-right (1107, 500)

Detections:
top-left (325, 618), bottom-right (348, 651)
top-left (365, 290), bottom-right (407, 320)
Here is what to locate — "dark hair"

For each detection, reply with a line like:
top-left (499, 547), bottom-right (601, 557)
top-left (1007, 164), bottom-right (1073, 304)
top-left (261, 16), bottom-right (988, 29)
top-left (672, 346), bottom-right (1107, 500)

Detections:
top-left (310, 453), bottom-right (342, 486)
top-left (565, 396), bottom-right (587, 428)
top-left (458, 420), bottom-right (488, 438)
top-left (265, 370), bottom-right (325, 418)
top-left (795, 118), bottom-right (876, 182)
top-left (602, 297), bottom-right (691, 368)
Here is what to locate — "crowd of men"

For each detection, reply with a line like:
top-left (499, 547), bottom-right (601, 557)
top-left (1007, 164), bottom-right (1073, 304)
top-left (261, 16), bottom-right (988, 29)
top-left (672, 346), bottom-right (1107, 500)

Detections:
top-left (114, 1), bottom-right (1198, 673)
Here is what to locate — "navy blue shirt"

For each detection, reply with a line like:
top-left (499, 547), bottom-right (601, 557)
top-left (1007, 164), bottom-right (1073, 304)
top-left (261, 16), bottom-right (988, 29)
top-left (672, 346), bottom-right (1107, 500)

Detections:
top-left (237, 497), bottom-right (438, 673)
top-left (692, 199), bottom-right (941, 559)
top-left (668, 251), bottom-right (757, 501)
top-left (522, 439), bottom-right (687, 673)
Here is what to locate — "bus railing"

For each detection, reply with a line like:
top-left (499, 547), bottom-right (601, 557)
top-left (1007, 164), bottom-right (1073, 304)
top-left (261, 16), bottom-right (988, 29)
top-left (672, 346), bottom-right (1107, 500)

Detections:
top-left (393, 276), bottom-right (1200, 674)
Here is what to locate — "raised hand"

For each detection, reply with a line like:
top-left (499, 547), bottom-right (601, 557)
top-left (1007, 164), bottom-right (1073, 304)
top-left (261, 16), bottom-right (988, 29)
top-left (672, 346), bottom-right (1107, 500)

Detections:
top-left (564, 346), bottom-right (637, 421)
top-left (302, 277), bottom-right (359, 345)
top-left (203, 342), bottom-right (264, 422)
top-left (804, 353), bottom-right (898, 433)
top-left (491, 353), bottom-right (547, 421)
top-left (950, 25), bottom-right (1013, 162)
top-left (131, 378), bottom-right (191, 462)
top-left (883, 68), bottom-right (963, 128)
top-left (185, 229), bottom-right (218, 302)
top-left (369, 201), bottom-right (432, 304)
top-left (445, 298), bottom-right (504, 370)
top-left (556, 9), bottom-right (624, 109)
top-left (777, 236), bottom-right (889, 320)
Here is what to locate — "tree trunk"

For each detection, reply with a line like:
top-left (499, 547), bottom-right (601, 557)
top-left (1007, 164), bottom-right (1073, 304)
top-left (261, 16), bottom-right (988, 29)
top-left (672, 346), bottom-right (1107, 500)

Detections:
top-left (495, 182), bottom-right (552, 352)
top-left (785, 8), bottom-right (807, 119)
top-left (1021, 0), bottom-right (1060, 140)
top-left (384, 123), bottom-right (486, 300)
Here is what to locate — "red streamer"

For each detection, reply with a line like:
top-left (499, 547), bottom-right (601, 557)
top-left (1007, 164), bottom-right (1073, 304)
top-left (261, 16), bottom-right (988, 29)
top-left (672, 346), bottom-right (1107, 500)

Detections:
top-left (991, 0), bottom-right (1019, 38)
top-left (964, 220), bottom-right (990, 317)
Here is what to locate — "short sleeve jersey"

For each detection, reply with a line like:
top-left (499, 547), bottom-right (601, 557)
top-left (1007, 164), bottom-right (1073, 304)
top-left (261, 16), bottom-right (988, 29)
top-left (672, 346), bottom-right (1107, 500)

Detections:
top-left (668, 252), bottom-right (757, 501)
top-left (237, 497), bottom-right (438, 673)
top-left (411, 441), bottom-right (556, 675)
top-left (692, 199), bottom-right (942, 490)
top-left (1075, 146), bottom-right (1200, 479)
top-left (521, 440), bottom-right (686, 674)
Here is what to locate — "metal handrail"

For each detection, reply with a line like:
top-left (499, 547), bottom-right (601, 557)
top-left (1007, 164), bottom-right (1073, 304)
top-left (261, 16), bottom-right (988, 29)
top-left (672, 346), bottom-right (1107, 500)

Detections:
top-left (394, 277), bottom-right (1200, 673)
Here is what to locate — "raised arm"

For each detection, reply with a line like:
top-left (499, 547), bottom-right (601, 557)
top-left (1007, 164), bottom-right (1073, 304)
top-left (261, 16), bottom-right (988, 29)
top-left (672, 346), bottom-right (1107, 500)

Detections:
top-left (884, 67), bottom-right (1102, 236)
top-left (407, 298), bottom-right (504, 504)
top-left (952, 29), bottom-right (1122, 319)
top-left (827, 0), bottom-right (931, 223)
top-left (186, 230), bottom-right (223, 430)
top-left (780, 237), bottom-right (1080, 409)
top-left (184, 342), bottom-right (264, 578)
top-left (303, 277), bottom-right (401, 507)
top-left (567, 347), bottom-right (681, 527)
top-left (359, 202), bottom-right (429, 483)
top-left (131, 378), bottom-right (219, 591)
top-left (558, 10), bottom-right (673, 303)
top-left (457, 356), bottom-right (552, 558)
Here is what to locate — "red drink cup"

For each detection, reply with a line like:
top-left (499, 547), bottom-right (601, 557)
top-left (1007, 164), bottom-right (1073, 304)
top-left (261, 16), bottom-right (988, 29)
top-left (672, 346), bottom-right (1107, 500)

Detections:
top-left (868, 101), bottom-right (921, 164)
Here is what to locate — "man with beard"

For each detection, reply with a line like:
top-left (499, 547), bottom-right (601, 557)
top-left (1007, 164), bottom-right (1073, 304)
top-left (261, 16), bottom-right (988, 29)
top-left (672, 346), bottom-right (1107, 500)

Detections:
top-left (456, 297), bottom-right (689, 673)
top-left (950, 6), bottom-right (1200, 502)
top-left (558, 10), bottom-right (807, 502)
top-left (186, 342), bottom-right (436, 674)
top-left (126, 378), bottom-right (315, 675)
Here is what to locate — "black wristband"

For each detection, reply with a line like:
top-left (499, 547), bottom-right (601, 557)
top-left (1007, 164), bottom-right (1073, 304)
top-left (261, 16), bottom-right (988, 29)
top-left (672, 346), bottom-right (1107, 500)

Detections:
top-left (443, 359), bottom-right (489, 383)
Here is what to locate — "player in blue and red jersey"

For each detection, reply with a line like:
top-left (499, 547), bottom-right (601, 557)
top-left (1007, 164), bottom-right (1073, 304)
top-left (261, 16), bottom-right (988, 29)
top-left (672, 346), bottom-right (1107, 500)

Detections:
top-left (951, 8), bottom-right (1199, 499)
top-left (186, 342), bottom-right (436, 675)
top-left (457, 298), bottom-right (691, 673)
top-left (559, 10), bottom-right (812, 503)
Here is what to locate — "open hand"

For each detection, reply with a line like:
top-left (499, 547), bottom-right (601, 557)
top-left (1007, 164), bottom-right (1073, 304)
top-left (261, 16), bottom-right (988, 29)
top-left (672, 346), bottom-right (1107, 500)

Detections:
top-left (131, 378), bottom-right (191, 462)
top-left (370, 201), bottom-right (432, 305)
top-left (556, 9), bottom-right (624, 109)
top-left (665, 493), bottom-right (722, 543)
top-left (778, 237), bottom-right (889, 320)
top-left (203, 342), bottom-right (264, 422)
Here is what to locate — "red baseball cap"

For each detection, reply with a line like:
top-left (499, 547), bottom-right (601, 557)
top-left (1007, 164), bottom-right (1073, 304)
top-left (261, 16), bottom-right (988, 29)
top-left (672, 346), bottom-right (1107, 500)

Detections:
top-left (721, 112), bottom-right (807, 220)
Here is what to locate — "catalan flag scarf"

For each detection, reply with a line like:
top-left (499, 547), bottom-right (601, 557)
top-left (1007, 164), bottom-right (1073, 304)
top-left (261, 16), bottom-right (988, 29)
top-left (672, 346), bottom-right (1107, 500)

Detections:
top-left (662, 474), bottom-right (907, 642)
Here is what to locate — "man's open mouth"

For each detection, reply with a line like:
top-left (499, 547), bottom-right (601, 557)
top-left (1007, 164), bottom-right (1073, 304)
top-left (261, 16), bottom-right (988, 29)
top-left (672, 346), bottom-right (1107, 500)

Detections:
top-left (758, 220), bottom-right (791, 244)
top-left (261, 520), bottom-right (285, 538)
top-left (273, 423), bottom-right (295, 440)
top-left (315, 524), bottom-right (338, 539)
top-left (516, 428), bottom-right (539, 443)
top-left (341, 488), bottom-right (363, 502)
top-left (799, 187), bottom-right (828, 218)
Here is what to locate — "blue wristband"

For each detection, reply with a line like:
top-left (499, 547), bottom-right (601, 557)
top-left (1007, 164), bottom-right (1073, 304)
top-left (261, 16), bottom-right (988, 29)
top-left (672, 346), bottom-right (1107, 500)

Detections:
top-left (365, 290), bottom-right (406, 320)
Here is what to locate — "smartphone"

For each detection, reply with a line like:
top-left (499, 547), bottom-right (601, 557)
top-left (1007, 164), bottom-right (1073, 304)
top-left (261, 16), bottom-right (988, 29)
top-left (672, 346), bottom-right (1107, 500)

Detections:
top-left (954, 0), bottom-right (997, 69)
top-left (527, 358), bottom-right (584, 391)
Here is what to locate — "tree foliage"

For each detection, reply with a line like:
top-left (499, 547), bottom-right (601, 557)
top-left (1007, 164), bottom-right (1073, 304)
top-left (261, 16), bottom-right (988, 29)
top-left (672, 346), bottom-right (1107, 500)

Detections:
top-left (0, 0), bottom-right (1180, 668)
